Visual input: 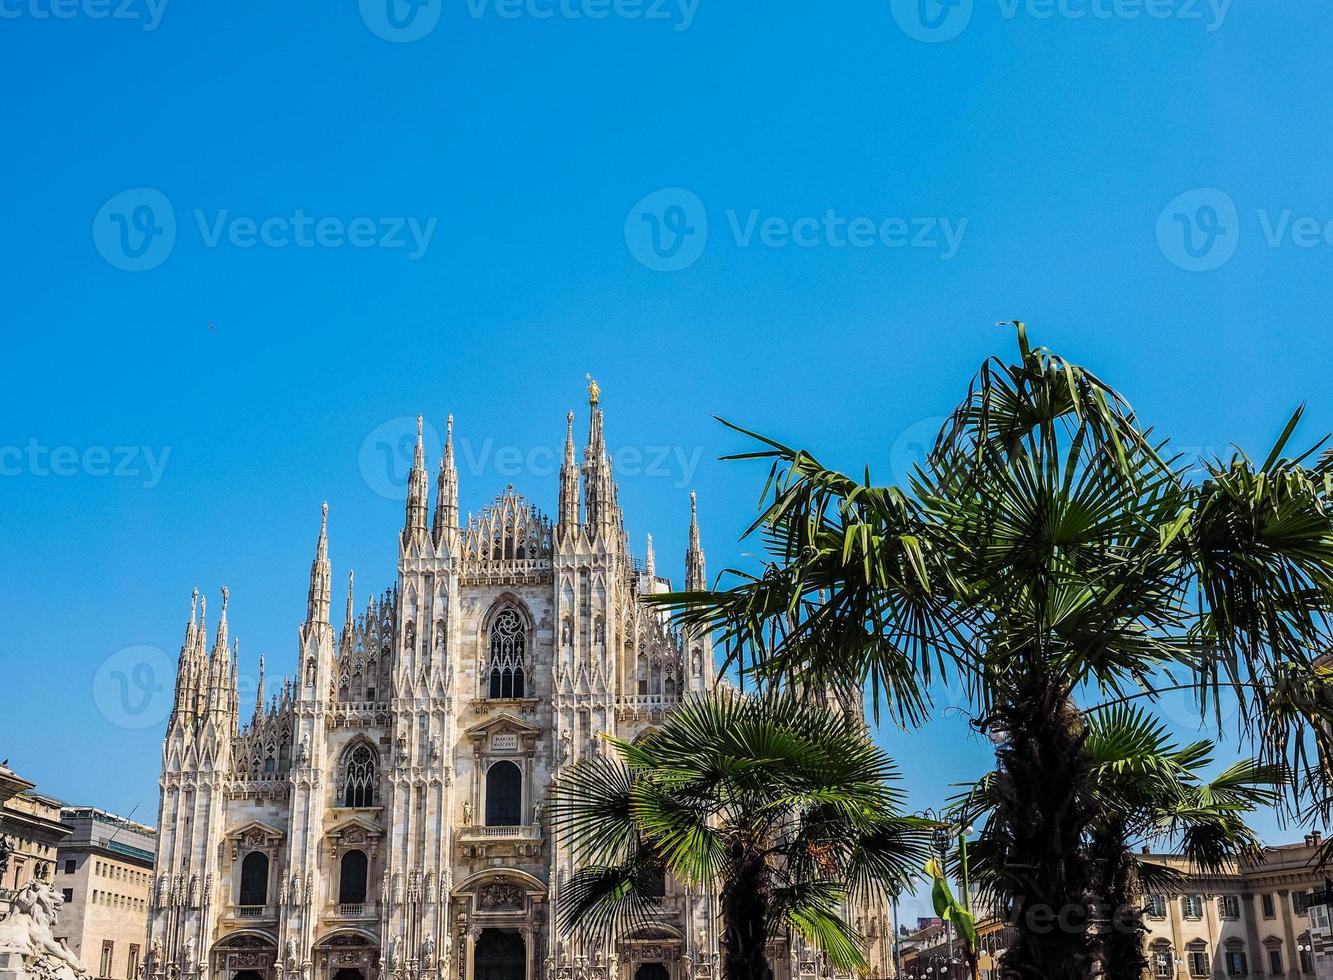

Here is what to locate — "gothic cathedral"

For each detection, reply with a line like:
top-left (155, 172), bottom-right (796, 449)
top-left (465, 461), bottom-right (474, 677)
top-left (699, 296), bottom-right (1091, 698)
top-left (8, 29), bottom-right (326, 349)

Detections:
top-left (146, 389), bottom-right (727, 980)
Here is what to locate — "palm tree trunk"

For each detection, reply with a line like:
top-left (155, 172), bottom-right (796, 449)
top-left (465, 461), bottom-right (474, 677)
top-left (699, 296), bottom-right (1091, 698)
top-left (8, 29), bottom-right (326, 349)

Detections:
top-left (992, 680), bottom-right (1099, 980)
top-left (720, 845), bottom-right (773, 980)
top-left (1092, 823), bottom-right (1148, 980)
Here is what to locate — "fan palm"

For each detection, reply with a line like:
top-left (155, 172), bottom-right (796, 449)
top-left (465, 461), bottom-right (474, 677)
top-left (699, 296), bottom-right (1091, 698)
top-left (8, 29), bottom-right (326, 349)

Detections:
top-left (955, 705), bottom-right (1283, 980)
top-left (657, 324), bottom-right (1333, 980)
top-left (548, 688), bottom-right (931, 980)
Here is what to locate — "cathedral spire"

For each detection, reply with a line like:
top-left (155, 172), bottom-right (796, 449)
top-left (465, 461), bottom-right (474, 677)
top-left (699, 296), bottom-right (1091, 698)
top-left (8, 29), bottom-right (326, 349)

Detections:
top-left (253, 654), bottom-right (266, 723)
top-left (558, 410), bottom-right (581, 538)
top-left (581, 377), bottom-right (622, 541)
top-left (433, 415), bottom-right (458, 545)
top-left (403, 416), bottom-right (429, 549)
top-left (645, 533), bottom-right (656, 581)
top-left (173, 589), bottom-right (201, 722)
top-left (307, 503), bottom-right (331, 625)
top-left (686, 491), bottom-right (707, 591)
top-left (339, 570), bottom-right (356, 656)
top-left (212, 586), bottom-right (231, 664)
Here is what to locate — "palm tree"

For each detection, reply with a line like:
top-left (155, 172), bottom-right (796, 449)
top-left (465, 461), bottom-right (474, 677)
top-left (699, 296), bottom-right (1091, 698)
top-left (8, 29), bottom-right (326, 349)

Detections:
top-left (658, 324), bottom-right (1333, 980)
top-left (955, 705), bottom-right (1283, 980)
top-left (548, 688), bottom-right (931, 980)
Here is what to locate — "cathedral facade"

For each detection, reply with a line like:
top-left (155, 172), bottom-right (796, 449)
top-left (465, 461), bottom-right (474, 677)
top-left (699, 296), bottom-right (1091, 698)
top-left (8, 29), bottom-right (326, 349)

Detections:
top-left (145, 392), bottom-right (727, 980)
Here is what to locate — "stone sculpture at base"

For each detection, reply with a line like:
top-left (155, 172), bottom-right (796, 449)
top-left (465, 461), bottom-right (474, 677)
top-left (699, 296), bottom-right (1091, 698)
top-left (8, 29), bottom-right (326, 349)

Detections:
top-left (0, 880), bottom-right (91, 980)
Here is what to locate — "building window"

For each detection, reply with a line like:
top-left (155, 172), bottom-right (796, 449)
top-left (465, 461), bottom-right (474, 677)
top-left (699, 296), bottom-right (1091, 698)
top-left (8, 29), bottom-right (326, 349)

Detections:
top-left (63, 860), bottom-right (76, 875)
top-left (1182, 894), bottom-right (1204, 919)
top-left (1268, 948), bottom-right (1283, 974)
top-left (1224, 948), bottom-right (1247, 976)
top-left (1152, 946), bottom-right (1173, 978)
top-left (61, 888), bottom-right (73, 903)
top-left (338, 850), bottom-right (368, 905)
top-left (1222, 895), bottom-right (1241, 918)
top-left (340, 743), bottom-right (377, 808)
top-left (1294, 891), bottom-right (1312, 916)
top-left (1188, 948), bottom-right (1209, 977)
top-left (101, 942), bottom-right (115, 979)
top-left (127, 945), bottom-right (140, 980)
top-left (486, 760), bottom-right (522, 826)
top-left (238, 851), bottom-right (268, 906)
top-left (1146, 894), bottom-right (1167, 918)
top-left (487, 608), bottom-right (526, 698)
top-left (1262, 894), bottom-right (1276, 918)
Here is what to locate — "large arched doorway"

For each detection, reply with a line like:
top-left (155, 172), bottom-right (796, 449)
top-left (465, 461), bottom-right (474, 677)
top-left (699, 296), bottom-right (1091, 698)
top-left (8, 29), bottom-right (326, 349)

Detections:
top-left (635, 965), bottom-right (669, 980)
top-left (332, 970), bottom-right (365, 980)
top-left (474, 929), bottom-right (525, 980)
top-left (233, 971), bottom-right (264, 980)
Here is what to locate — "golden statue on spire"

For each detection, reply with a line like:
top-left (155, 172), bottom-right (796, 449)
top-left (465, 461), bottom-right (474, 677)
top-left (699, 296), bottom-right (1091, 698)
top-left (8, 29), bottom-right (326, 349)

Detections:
top-left (585, 373), bottom-right (600, 406)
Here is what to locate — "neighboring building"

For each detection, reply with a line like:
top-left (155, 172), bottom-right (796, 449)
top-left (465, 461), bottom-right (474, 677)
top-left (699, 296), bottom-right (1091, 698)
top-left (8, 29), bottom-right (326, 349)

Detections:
top-left (145, 389), bottom-right (893, 980)
top-left (899, 914), bottom-right (1010, 980)
top-left (0, 761), bottom-right (72, 897)
top-left (54, 806), bottom-right (157, 979)
top-left (1138, 835), bottom-right (1325, 978)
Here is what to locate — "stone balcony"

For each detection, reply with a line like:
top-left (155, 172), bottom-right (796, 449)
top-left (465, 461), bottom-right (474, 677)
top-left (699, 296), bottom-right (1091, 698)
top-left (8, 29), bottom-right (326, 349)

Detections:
top-left (227, 905), bottom-right (277, 922)
top-left (328, 902), bottom-right (378, 921)
top-left (455, 823), bottom-right (543, 861)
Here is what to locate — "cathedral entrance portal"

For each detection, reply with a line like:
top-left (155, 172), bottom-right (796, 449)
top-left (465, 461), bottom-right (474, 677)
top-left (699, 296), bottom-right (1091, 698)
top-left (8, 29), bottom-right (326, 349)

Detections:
top-left (233, 971), bottom-right (265, 980)
top-left (635, 964), bottom-right (669, 980)
top-left (332, 969), bottom-right (366, 980)
top-left (475, 929), bottom-right (525, 980)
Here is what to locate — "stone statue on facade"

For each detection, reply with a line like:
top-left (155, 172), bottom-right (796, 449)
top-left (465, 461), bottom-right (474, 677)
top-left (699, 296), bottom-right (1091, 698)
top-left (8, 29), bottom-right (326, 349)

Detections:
top-left (0, 879), bottom-right (90, 980)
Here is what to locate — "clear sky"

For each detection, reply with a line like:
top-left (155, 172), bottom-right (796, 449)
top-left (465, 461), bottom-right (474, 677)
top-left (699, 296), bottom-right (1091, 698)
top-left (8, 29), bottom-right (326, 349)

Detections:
top-left (3, 0), bottom-right (1332, 919)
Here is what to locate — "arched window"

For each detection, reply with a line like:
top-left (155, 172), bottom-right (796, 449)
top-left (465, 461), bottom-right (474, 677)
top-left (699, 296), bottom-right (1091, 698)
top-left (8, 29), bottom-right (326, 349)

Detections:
top-left (650, 657), bottom-right (662, 696)
top-left (636, 652), bottom-right (649, 696)
top-left (486, 761), bottom-right (522, 826)
top-left (339, 850), bottom-right (368, 905)
top-left (487, 608), bottom-right (526, 699)
top-left (238, 852), bottom-right (268, 906)
top-left (341, 744), bottom-right (377, 808)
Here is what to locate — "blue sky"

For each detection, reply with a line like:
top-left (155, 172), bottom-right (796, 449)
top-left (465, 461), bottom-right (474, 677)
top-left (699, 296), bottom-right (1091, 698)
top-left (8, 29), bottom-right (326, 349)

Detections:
top-left (3, 0), bottom-right (1332, 907)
